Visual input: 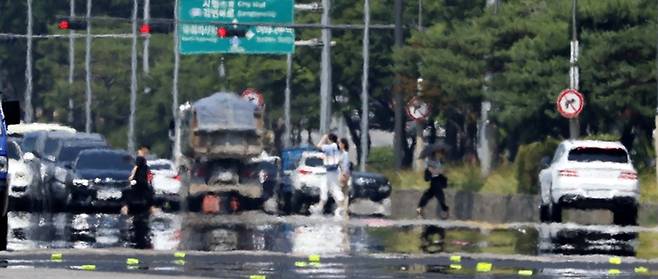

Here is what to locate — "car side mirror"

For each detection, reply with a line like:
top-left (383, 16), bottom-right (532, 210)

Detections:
top-left (540, 156), bottom-right (551, 169)
top-left (2, 100), bottom-right (21, 125)
top-left (23, 152), bottom-right (35, 161)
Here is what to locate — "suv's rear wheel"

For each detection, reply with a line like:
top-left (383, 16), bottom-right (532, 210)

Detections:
top-left (613, 204), bottom-right (638, 226)
top-left (540, 204), bottom-right (550, 223)
top-left (549, 202), bottom-right (562, 223)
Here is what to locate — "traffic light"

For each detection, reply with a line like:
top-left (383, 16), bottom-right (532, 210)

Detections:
top-left (57, 19), bottom-right (87, 30)
top-left (140, 22), bottom-right (174, 34)
top-left (216, 26), bottom-right (247, 38)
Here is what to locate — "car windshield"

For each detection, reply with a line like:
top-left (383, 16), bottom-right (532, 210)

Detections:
top-left (43, 137), bottom-right (64, 157)
top-left (7, 143), bottom-right (20, 160)
top-left (76, 152), bottom-right (134, 171)
top-left (568, 147), bottom-right (628, 163)
top-left (58, 146), bottom-right (100, 164)
top-left (21, 135), bottom-right (38, 153)
top-left (149, 163), bottom-right (172, 171)
top-left (305, 157), bottom-right (324, 167)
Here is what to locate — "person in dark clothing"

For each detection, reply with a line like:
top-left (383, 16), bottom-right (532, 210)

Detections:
top-left (121, 146), bottom-right (155, 215)
top-left (416, 149), bottom-right (449, 219)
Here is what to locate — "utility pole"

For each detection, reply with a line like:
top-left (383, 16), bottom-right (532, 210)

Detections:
top-left (172, 0), bottom-right (181, 163)
top-left (84, 0), bottom-right (92, 133)
top-left (142, 0), bottom-right (150, 75)
top-left (393, 0), bottom-right (404, 170)
top-left (478, 0), bottom-right (498, 177)
top-left (654, 0), bottom-right (658, 184)
top-left (284, 53), bottom-right (292, 148)
top-left (359, 0), bottom-right (370, 171)
top-left (569, 0), bottom-right (580, 139)
top-left (68, 0), bottom-right (75, 124)
top-left (128, 0), bottom-right (138, 152)
top-left (319, 0), bottom-right (332, 134)
top-left (25, 0), bottom-right (33, 123)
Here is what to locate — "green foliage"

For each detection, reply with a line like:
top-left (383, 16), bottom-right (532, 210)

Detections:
top-left (514, 138), bottom-right (560, 194)
top-left (367, 146), bottom-right (395, 173)
top-left (582, 134), bottom-right (620, 141)
top-left (445, 164), bottom-right (485, 192)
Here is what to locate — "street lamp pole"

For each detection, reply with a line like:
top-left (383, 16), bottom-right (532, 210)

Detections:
top-left (173, 0), bottom-right (181, 164)
top-left (359, 0), bottom-right (370, 171)
top-left (319, 0), bottom-right (332, 134)
top-left (284, 54), bottom-right (292, 148)
top-left (25, 0), bottom-right (33, 123)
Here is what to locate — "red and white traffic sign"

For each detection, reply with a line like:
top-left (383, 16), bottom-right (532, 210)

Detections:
top-left (241, 88), bottom-right (265, 110)
top-left (556, 89), bottom-right (584, 119)
top-left (406, 96), bottom-right (431, 121)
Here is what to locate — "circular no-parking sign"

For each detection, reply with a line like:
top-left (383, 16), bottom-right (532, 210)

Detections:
top-left (406, 96), bottom-right (431, 121)
top-left (556, 89), bottom-right (584, 119)
top-left (241, 88), bottom-right (265, 110)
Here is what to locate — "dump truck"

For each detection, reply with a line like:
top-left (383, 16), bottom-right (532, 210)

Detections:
top-left (178, 92), bottom-right (269, 213)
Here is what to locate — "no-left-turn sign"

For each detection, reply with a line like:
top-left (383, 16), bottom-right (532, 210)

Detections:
top-left (406, 96), bottom-right (431, 121)
top-left (557, 89), bottom-right (584, 119)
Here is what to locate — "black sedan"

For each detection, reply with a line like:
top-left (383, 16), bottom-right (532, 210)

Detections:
top-left (67, 149), bottom-right (134, 211)
top-left (348, 171), bottom-right (392, 216)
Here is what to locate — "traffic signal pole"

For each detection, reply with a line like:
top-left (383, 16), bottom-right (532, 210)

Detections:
top-left (128, 0), bottom-right (138, 153)
top-left (142, 0), bottom-right (150, 75)
top-left (84, 0), bottom-right (93, 133)
top-left (68, 0), bottom-right (75, 124)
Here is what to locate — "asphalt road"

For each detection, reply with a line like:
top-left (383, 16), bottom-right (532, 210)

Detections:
top-left (4, 210), bottom-right (658, 278)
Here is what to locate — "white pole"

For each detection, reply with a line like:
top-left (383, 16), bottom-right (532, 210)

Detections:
top-left (359, 0), bottom-right (370, 171)
top-left (68, 0), bottom-right (75, 124)
top-left (84, 0), bottom-right (92, 133)
top-left (24, 0), bottom-right (33, 123)
top-left (319, 0), bottom-right (332, 134)
top-left (128, 0), bottom-right (138, 152)
top-left (143, 0), bottom-right (150, 75)
top-left (284, 54), bottom-right (292, 148)
top-left (173, 0), bottom-right (181, 163)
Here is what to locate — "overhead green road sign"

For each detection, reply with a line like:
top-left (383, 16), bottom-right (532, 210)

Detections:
top-left (178, 0), bottom-right (295, 55)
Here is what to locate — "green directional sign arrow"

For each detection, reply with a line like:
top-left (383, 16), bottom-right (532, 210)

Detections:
top-left (178, 0), bottom-right (295, 55)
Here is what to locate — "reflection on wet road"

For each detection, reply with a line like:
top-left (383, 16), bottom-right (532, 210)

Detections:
top-left (6, 211), bottom-right (658, 277)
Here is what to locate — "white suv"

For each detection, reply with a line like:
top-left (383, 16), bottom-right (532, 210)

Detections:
top-left (289, 151), bottom-right (326, 213)
top-left (539, 140), bottom-right (639, 225)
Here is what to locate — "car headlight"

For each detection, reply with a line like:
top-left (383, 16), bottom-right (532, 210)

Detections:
top-left (73, 179), bottom-right (90, 187)
top-left (0, 156), bottom-right (7, 173)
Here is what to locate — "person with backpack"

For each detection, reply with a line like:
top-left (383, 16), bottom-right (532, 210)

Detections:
top-left (416, 149), bottom-right (449, 219)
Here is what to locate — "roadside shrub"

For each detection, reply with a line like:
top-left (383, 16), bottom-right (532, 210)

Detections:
top-left (514, 138), bottom-right (559, 194)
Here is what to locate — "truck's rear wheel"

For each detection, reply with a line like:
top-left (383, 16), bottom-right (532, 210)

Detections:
top-left (549, 203), bottom-right (562, 223)
top-left (540, 204), bottom-right (550, 223)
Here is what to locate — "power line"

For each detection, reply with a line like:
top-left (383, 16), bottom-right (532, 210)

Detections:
top-left (57, 15), bottom-right (397, 30)
top-left (0, 33), bottom-right (134, 39)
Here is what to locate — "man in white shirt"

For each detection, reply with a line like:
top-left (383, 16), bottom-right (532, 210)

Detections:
top-left (310, 133), bottom-right (345, 216)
